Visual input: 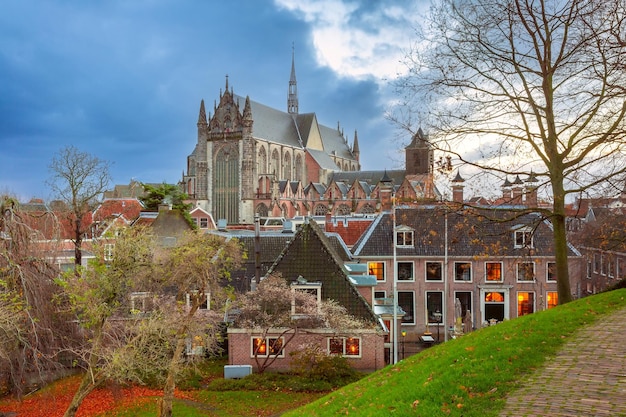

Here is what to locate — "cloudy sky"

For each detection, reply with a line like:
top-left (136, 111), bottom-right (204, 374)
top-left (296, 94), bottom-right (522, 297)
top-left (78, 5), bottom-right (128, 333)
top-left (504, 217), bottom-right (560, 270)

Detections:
top-left (0, 0), bottom-right (428, 201)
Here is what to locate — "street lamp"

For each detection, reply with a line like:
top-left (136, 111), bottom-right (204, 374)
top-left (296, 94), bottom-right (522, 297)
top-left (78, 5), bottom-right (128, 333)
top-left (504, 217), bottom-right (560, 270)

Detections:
top-left (401, 330), bottom-right (406, 359)
top-left (433, 311), bottom-right (442, 342)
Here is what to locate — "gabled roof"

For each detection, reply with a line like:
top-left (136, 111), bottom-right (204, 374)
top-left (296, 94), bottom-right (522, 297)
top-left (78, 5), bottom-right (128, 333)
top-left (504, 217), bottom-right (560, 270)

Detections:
top-left (352, 206), bottom-right (580, 258)
top-left (265, 219), bottom-right (380, 325)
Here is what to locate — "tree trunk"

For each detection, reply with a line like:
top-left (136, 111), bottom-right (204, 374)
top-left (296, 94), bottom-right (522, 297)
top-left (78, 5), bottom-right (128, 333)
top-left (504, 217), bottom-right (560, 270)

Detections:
top-left (74, 217), bottom-right (82, 268)
top-left (551, 181), bottom-right (573, 304)
top-left (63, 372), bottom-right (99, 417)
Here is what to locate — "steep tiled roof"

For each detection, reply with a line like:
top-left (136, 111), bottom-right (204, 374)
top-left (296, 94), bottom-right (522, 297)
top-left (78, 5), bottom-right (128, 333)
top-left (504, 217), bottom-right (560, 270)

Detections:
top-left (352, 206), bottom-right (579, 258)
top-left (266, 220), bottom-right (380, 325)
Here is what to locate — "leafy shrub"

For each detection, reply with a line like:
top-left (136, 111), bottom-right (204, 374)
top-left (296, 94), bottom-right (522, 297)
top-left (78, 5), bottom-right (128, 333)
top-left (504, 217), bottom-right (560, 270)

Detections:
top-left (289, 344), bottom-right (358, 383)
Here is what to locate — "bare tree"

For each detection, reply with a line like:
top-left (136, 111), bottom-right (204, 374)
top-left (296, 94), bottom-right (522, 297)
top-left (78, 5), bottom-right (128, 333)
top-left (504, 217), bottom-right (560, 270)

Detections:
top-left (157, 231), bottom-right (244, 417)
top-left (395, 0), bottom-right (626, 303)
top-left (47, 146), bottom-right (112, 268)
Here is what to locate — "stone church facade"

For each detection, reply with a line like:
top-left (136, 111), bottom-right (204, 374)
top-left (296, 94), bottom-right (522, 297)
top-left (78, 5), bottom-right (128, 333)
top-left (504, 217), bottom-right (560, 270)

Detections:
top-left (181, 54), bottom-right (437, 225)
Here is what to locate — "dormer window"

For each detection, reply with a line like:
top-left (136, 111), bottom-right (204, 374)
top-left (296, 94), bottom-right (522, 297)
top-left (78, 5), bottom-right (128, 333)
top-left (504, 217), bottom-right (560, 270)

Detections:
top-left (395, 225), bottom-right (414, 247)
top-left (291, 277), bottom-right (322, 317)
top-left (513, 227), bottom-right (533, 248)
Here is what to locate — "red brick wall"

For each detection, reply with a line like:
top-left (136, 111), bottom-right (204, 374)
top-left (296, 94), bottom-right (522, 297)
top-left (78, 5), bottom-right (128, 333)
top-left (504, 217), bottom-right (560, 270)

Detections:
top-left (227, 328), bottom-right (385, 372)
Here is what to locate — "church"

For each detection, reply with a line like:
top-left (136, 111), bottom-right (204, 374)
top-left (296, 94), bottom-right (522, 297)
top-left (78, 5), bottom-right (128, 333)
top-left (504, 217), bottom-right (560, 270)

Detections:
top-left (181, 53), bottom-right (437, 225)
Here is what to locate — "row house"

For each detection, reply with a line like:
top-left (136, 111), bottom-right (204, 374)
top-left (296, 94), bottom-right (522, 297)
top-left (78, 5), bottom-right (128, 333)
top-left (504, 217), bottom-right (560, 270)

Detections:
top-left (351, 206), bottom-right (585, 344)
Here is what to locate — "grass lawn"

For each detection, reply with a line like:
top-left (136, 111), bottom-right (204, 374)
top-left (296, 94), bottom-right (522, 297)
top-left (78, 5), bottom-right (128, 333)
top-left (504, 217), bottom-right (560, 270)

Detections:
top-left (1, 288), bottom-right (624, 416)
top-left (282, 288), bottom-right (626, 417)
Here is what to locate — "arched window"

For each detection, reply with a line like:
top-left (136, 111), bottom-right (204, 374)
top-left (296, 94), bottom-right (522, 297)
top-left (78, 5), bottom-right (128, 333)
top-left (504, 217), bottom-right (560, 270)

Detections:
top-left (360, 204), bottom-right (376, 214)
top-left (257, 146), bottom-right (267, 175)
top-left (314, 204), bottom-right (329, 216)
top-left (255, 203), bottom-right (269, 217)
top-left (270, 149), bottom-right (280, 177)
top-left (283, 151), bottom-right (291, 180)
top-left (336, 204), bottom-right (351, 215)
top-left (295, 154), bottom-right (303, 182)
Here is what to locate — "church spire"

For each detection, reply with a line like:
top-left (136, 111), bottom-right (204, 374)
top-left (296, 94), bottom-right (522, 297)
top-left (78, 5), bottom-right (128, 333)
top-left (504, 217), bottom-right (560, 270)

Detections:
top-left (352, 129), bottom-right (360, 161)
top-left (288, 44), bottom-right (299, 115)
top-left (197, 99), bottom-right (207, 125)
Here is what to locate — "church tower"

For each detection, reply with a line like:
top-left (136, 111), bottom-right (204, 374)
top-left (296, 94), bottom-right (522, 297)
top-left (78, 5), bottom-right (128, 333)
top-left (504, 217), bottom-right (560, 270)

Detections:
top-left (288, 45), bottom-right (299, 115)
top-left (405, 128), bottom-right (434, 175)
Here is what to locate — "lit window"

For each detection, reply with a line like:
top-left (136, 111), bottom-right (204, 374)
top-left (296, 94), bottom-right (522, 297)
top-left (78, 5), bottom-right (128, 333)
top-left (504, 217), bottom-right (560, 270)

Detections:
top-left (454, 262), bottom-right (472, 282)
top-left (252, 337), bottom-right (284, 357)
top-left (517, 262), bottom-right (535, 282)
top-left (485, 262), bottom-right (502, 282)
top-left (426, 262), bottom-right (443, 281)
top-left (104, 243), bottom-right (114, 261)
top-left (514, 229), bottom-right (533, 248)
top-left (368, 262), bottom-right (385, 281)
top-left (397, 262), bottom-right (414, 281)
top-left (484, 291), bottom-right (506, 322)
top-left (547, 262), bottom-right (557, 282)
top-left (328, 337), bottom-right (361, 357)
top-left (517, 292), bottom-right (535, 316)
top-left (547, 291), bottom-right (558, 309)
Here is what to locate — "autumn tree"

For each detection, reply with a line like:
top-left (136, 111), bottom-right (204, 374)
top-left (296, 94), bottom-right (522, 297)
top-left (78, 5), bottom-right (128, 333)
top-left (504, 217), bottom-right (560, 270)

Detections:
top-left (233, 274), bottom-right (367, 374)
top-left (396, 0), bottom-right (626, 303)
top-left (47, 146), bottom-right (112, 267)
top-left (59, 226), bottom-right (163, 417)
top-left (157, 231), bottom-right (244, 417)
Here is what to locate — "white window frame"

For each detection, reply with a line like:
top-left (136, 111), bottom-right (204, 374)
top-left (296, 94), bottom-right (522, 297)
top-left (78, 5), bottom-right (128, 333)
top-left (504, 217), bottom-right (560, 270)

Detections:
top-left (426, 291), bottom-right (443, 326)
top-left (398, 290), bottom-right (415, 325)
top-left (328, 337), bottom-right (361, 358)
top-left (516, 291), bottom-right (535, 317)
top-left (516, 262), bottom-right (535, 282)
top-left (186, 291), bottom-right (210, 310)
top-left (397, 261), bottom-right (415, 281)
top-left (425, 261), bottom-right (443, 282)
top-left (514, 228), bottom-right (533, 248)
top-left (485, 262), bottom-right (503, 283)
top-left (251, 336), bottom-right (285, 358)
top-left (546, 262), bottom-right (557, 282)
top-left (395, 226), bottom-right (414, 247)
top-left (130, 291), bottom-right (153, 314)
top-left (199, 217), bottom-right (209, 228)
top-left (454, 262), bottom-right (472, 282)
top-left (291, 282), bottom-right (322, 317)
top-left (368, 261), bottom-right (386, 282)
top-left (104, 243), bottom-right (114, 261)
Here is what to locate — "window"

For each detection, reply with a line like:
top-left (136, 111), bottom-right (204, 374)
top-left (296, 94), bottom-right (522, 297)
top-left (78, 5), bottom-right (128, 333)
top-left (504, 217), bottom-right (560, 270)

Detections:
top-left (398, 291), bottom-right (415, 324)
top-left (547, 291), bottom-right (558, 309)
top-left (587, 261), bottom-right (592, 279)
top-left (199, 217), bottom-right (209, 228)
top-left (397, 262), bottom-right (414, 281)
top-left (374, 290), bottom-right (386, 299)
top-left (130, 292), bottom-right (154, 314)
top-left (517, 292), bottom-right (535, 316)
top-left (618, 259), bottom-right (625, 279)
top-left (454, 291), bottom-right (472, 319)
top-left (454, 262), bottom-right (472, 282)
top-left (485, 262), bottom-right (503, 282)
top-left (395, 228), bottom-right (414, 247)
top-left (517, 262), bottom-right (535, 282)
top-left (426, 291), bottom-right (443, 325)
top-left (186, 291), bottom-right (210, 310)
top-left (514, 229), bottom-right (533, 248)
top-left (252, 337), bottom-right (284, 357)
top-left (328, 337), bottom-right (361, 357)
top-left (484, 291), bottom-right (506, 322)
top-left (547, 262), bottom-right (557, 282)
top-left (608, 257), bottom-right (614, 278)
top-left (600, 254), bottom-right (606, 275)
top-left (291, 282), bottom-right (322, 317)
top-left (426, 262), bottom-right (443, 281)
top-left (368, 262), bottom-right (385, 281)
top-left (593, 253), bottom-right (600, 273)
top-left (104, 243), bottom-right (114, 261)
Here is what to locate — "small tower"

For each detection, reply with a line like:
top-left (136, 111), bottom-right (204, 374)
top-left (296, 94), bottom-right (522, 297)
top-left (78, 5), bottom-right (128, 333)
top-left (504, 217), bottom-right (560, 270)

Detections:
top-left (451, 171), bottom-right (465, 203)
top-left (352, 130), bottom-right (360, 163)
top-left (288, 45), bottom-right (299, 115)
top-left (405, 128), bottom-right (434, 176)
